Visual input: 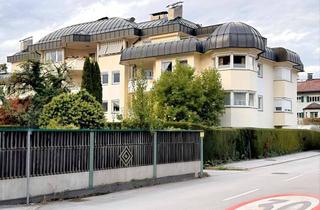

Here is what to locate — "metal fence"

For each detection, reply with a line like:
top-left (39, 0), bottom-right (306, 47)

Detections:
top-left (0, 129), bottom-right (201, 180)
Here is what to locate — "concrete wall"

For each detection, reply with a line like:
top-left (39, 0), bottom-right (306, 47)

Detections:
top-left (0, 161), bottom-right (200, 201)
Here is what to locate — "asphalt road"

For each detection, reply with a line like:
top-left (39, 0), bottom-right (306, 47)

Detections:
top-left (2, 153), bottom-right (320, 210)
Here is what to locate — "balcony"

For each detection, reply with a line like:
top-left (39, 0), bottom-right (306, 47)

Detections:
top-left (128, 79), bottom-right (154, 93)
top-left (65, 58), bottom-right (85, 71)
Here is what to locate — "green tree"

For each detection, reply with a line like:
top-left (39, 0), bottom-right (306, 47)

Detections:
top-left (81, 58), bottom-right (102, 103)
top-left (153, 62), bottom-right (202, 123)
top-left (39, 90), bottom-right (106, 129)
top-left (124, 68), bottom-right (160, 129)
top-left (6, 60), bottom-right (71, 126)
top-left (196, 68), bottom-right (225, 126)
top-left (81, 57), bottom-right (93, 92)
top-left (153, 63), bottom-right (225, 126)
top-left (93, 61), bottom-right (102, 103)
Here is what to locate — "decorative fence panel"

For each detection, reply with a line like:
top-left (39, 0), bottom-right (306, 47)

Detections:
top-left (0, 129), bottom-right (201, 180)
top-left (157, 131), bottom-right (200, 164)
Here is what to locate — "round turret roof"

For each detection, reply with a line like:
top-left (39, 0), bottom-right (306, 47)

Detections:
top-left (204, 22), bottom-right (266, 51)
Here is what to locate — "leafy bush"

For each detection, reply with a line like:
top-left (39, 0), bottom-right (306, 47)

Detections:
top-left (39, 90), bottom-right (106, 129)
top-left (0, 97), bottom-right (31, 126)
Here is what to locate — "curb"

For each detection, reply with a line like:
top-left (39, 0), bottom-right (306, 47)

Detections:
top-left (247, 153), bottom-right (320, 170)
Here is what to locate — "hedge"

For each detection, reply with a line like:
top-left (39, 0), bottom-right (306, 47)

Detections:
top-left (161, 122), bottom-right (320, 165)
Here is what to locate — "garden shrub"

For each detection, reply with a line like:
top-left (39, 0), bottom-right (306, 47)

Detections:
top-left (39, 90), bottom-right (106, 129)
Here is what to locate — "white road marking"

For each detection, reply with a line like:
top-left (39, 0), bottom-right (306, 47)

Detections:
top-left (223, 189), bottom-right (259, 201)
top-left (284, 174), bottom-right (303, 182)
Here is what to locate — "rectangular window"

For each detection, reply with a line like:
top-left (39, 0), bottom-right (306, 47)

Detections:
top-left (274, 98), bottom-right (292, 112)
top-left (310, 112), bottom-right (318, 118)
top-left (144, 70), bottom-right (153, 80)
top-left (233, 55), bottom-right (246, 68)
top-left (45, 50), bottom-right (63, 63)
top-left (111, 100), bottom-right (120, 112)
top-left (297, 112), bottom-right (304, 118)
top-left (161, 61), bottom-right (172, 72)
top-left (234, 92), bottom-right (247, 106)
top-left (101, 73), bottom-right (108, 85)
top-left (298, 96), bottom-right (304, 103)
top-left (274, 68), bottom-right (292, 81)
top-left (224, 92), bottom-right (231, 105)
top-left (218, 56), bottom-right (230, 68)
top-left (249, 93), bottom-right (255, 107)
top-left (102, 101), bottom-right (108, 112)
top-left (129, 67), bottom-right (137, 80)
top-left (179, 60), bottom-right (188, 65)
top-left (112, 71), bottom-right (120, 84)
top-left (257, 63), bottom-right (263, 78)
top-left (258, 95), bottom-right (263, 111)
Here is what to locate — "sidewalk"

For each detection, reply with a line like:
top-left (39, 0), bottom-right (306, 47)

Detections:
top-left (220, 151), bottom-right (320, 170)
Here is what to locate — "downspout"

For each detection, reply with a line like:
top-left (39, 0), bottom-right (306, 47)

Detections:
top-left (256, 50), bottom-right (264, 60)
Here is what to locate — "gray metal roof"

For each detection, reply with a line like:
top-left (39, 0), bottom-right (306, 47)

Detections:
top-left (120, 38), bottom-right (203, 61)
top-left (7, 16), bottom-right (303, 71)
top-left (261, 47), bottom-right (276, 61)
top-left (38, 17), bottom-right (138, 43)
top-left (261, 47), bottom-right (303, 71)
top-left (138, 17), bottom-right (199, 30)
top-left (37, 17), bottom-right (199, 44)
top-left (272, 47), bottom-right (304, 71)
top-left (204, 22), bottom-right (266, 51)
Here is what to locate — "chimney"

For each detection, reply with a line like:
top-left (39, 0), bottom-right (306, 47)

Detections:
top-left (167, 1), bottom-right (183, 20)
top-left (150, 11), bottom-right (168, 21)
top-left (20, 37), bottom-right (33, 51)
top-left (307, 73), bottom-right (313, 80)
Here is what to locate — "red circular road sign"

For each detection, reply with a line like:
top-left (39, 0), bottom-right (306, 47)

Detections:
top-left (226, 194), bottom-right (320, 210)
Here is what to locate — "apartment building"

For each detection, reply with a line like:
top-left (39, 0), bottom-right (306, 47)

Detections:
top-left (7, 3), bottom-right (304, 128)
top-left (297, 74), bottom-right (320, 124)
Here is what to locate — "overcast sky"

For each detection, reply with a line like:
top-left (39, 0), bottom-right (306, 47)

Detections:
top-left (0, 0), bottom-right (319, 77)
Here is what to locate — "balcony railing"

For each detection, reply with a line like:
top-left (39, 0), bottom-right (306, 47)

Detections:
top-left (65, 58), bottom-right (85, 71)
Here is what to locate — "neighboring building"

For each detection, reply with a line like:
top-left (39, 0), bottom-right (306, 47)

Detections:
top-left (297, 74), bottom-right (320, 124)
top-left (7, 3), bottom-right (304, 128)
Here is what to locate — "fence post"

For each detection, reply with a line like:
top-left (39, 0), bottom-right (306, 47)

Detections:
top-left (200, 131), bottom-right (204, 177)
top-left (153, 131), bottom-right (157, 179)
top-left (89, 131), bottom-right (94, 189)
top-left (26, 129), bottom-right (32, 204)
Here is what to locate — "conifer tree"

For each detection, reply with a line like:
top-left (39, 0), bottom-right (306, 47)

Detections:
top-left (93, 61), bottom-right (102, 104)
top-left (81, 58), bottom-right (103, 104)
top-left (81, 57), bottom-right (93, 92)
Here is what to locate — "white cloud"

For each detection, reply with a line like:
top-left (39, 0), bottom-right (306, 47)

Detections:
top-left (62, 0), bottom-right (153, 27)
top-left (265, 30), bottom-right (309, 46)
top-left (298, 65), bottom-right (320, 80)
top-left (315, 47), bottom-right (320, 56)
top-left (305, 65), bottom-right (320, 73)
